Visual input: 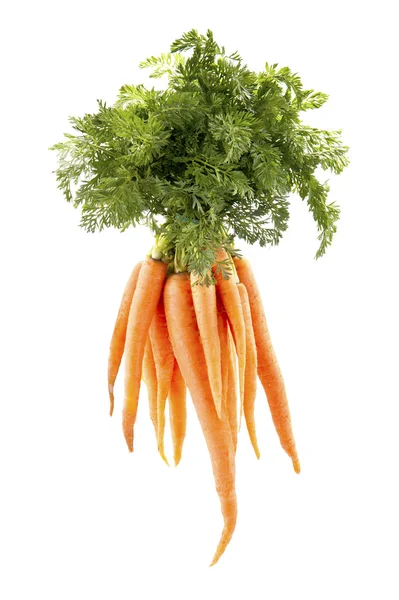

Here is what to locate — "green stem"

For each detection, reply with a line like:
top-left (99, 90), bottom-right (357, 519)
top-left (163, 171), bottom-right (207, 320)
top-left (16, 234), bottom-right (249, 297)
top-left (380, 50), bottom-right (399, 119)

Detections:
top-left (149, 235), bottom-right (163, 260)
top-left (174, 246), bottom-right (187, 273)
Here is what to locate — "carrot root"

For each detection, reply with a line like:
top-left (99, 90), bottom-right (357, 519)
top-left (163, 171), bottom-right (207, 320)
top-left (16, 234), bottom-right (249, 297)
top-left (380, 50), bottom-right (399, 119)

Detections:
top-left (234, 256), bottom-right (300, 472)
top-left (123, 258), bottom-right (167, 452)
top-left (108, 261), bottom-right (142, 416)
top-left (164, 272), bottom-right (237, 566)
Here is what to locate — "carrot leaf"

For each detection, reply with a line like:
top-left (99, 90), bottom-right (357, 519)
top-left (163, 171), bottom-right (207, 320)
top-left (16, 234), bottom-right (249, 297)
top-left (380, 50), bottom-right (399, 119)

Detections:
top-left (50, 28), bottom-right (349, 278)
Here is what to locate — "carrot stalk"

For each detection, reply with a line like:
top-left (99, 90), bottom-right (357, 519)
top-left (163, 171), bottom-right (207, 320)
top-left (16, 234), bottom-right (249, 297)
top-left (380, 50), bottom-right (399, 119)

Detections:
top-left (164, 273), bottom-right (237, 566)
top-left (107, 262), bottom-right (142, 416)
top-left (190, 271), bottom-right (223, 418)
top-left (233, 257), bottom-right (300, 473)
top-left (168, 359), bottom-right (187, 466)
top-left (237, 282), bottom-right (260, 459)
top-left (123, 258), bottom-right (167, 452)
top-left (149, 296), bottom-right (175, 465)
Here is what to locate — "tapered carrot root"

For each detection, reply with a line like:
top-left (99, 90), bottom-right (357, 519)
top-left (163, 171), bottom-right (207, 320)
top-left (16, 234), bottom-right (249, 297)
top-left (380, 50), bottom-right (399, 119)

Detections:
top-left (108, 262), bottom-right (142, 416)
top-left (226, 327), bottom-right (238, 453)
top-left (237, 282), bottom-right (260, 459)
top-left (216, 294), bottom-right (233, 448)
top-left (150, 296), bottom-right (175, 465)
top-left (169, 359), bottom-right (187, 466)
top-left (164, 273), bottom-right (237, 566)
top-left (123, 258), bottom-right (167, 452)
top-left (191, 271), bottom-right (223, 418)
top-left (142, 336), bottom-right (158, 440)
top-left (233, 257), bottom-right (300, 473)
top-left (212, 249), bottom-right (246, 419)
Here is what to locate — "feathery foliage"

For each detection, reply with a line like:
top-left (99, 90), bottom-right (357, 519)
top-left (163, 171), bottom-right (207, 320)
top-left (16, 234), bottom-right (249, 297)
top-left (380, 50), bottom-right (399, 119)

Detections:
top-left (51, 28), bottom-right (349, 280)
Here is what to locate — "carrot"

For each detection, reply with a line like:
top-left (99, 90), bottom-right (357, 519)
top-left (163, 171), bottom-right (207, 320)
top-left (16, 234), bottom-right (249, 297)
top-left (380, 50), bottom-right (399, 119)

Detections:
top-left (237, 282), bottom-right (260, 459)
top-left (233, 256), bottom-right (300, 473)
top-left (212, 249), bottom-right (246, 420)
top-left (168, 359), bottom-right (187, 466)
top-left (164, 273), bottom-right (237, 566)
top-left (216, 294), bottom-right (235, 451)
top-left (216, 294), bottom-right (229, 420)
top-left (108, 261), bottom-right (142, 416)
top-left (226, 326), bottom-right (238, 453)
top-left (190, 271), bottom-right (223, 418)
top-left (149, 295), bottom-right (175, 465)
top-left (142, 335), bottom-right (158, 440)
top-left (123, 258), bottom-right (167, 452)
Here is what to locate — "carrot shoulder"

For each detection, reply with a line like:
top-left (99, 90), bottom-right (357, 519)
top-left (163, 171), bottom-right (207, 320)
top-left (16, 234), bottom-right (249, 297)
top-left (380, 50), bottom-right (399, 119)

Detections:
top-left (237, 282), bottom-right (260, 459)
top-left (108, 261), bottom-right (142, 416)
top-left (234, 257), bottom-right (300, 473)
top-left (164, 273), bottom-right (237, 566)
top-left (190, 271), bottom-right (223, 418)
top-left (123, 258), bottom-right (167, 452)
top-left (149, 296), bottom-right (175, 465)
top-left (168, 359), bottom-right (187, 467)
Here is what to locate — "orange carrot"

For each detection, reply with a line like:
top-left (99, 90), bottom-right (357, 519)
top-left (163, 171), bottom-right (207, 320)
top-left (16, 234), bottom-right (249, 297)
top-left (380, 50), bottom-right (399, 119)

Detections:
top-left (190, 271), bottom-right (223, 418)
top-left (212, 249), bottom-right (246, 418)
top-left (108, 261), bottom-right (142, 416)
top-left (123, 258), bottom-right (167, 452)
top-left (216, 294), bottom-right (234, 450)
top-left (142, 335), bottom-right (158, 440)
top-left (233, 256), bottom-right (300, 473)
top-left (164, 273), bottom-right (237, 566)
top-left (216, 294), bottom-right (229, 419)
top-left (168, 359), bottom-right (187, 466)
top-left (226, 326), bottom-right (238, 453)
top-left (237, 282), bottom-right (260, 459)
top-left (149, 295), bottom-right (175, 465)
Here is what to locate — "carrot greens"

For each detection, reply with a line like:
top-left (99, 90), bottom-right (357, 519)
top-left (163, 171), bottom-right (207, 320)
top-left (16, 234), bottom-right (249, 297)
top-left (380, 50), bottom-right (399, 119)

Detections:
top-left (51, 28), bottom-right (348, 282)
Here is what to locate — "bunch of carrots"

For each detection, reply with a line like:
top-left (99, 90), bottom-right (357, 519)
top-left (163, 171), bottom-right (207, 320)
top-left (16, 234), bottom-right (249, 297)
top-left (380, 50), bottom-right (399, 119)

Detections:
top-left (51, 28), bottom-right (348, 566)
top-left (108, 247), bottom-right (300, 566)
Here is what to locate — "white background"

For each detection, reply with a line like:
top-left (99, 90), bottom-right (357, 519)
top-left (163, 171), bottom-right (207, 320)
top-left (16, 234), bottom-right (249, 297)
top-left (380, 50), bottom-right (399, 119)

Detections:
top-left (1, 1), bottom-right (398, 598)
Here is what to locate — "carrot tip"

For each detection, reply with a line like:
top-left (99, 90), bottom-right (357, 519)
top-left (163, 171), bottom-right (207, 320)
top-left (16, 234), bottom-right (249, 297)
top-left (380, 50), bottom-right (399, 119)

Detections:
top-left (174, 451), bottom-right (182, 467)
top-left (159, 448), bottom-right (170, 466)
top-left (123, 428), bottom-right (134, 452)
top-left (293, 458), bottom-right (301, 474)
top-left (109, 390), bottom-right (114, 416)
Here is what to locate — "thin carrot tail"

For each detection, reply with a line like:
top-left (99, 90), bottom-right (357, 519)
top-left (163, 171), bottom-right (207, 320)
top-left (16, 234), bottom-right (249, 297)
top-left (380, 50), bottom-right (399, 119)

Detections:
top-left (108, 385), bottom-right (114, 417)
top-left (122, 410), bottom-right (135, 452)
top-left (209, 493), bottom-right (237, 567)
top-left (244, 407), bottom-right (260, 459)
top-left (169, 360), bottom-right (187, 467)
top-left (157, 407), bottom-right (170, 466)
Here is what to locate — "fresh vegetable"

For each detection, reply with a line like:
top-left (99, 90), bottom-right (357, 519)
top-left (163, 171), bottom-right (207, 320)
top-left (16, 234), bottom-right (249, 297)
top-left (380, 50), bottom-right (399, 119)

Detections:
top-left (234, 256), bottom-right (300, 473)
top-left (191, 271), bottom-right (223, 418)
top-left (51, 28), bottom-right (348, 564)
top-left (164, 272), bottom-right (237, 567)
top-left (237, 281), bottom-right (260, 459)
top-left (168, 359), bottom-right (187, 467)
top-left (149, 295), bottom-right (175, 465)
top-left (123, 257), bottom-right (167, 452)
top-left (108, 261), bottom-right (142, 416)
top-left (212, 249), bottom-right (246, 418)
top-left (142, 335), bottom-right (158, 440)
